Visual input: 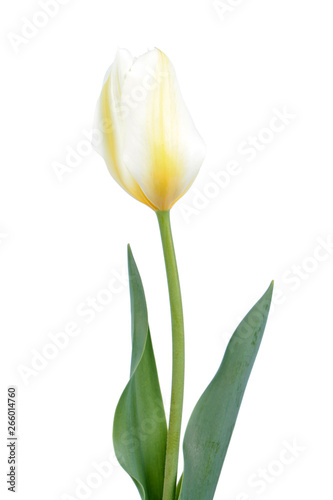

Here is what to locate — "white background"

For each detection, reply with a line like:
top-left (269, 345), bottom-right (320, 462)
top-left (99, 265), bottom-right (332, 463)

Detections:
top-left (1, 0), bottom-right (332, 499)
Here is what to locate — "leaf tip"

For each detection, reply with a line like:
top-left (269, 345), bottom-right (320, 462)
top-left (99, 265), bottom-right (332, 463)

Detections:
top-left (127, 244), bottom-right (135, 265)
top-left (263, 280), bottom-right (274, 305)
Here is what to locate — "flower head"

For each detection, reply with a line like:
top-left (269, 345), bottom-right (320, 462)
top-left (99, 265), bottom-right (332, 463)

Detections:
top-left (93, 48), bottom-right (206, 211)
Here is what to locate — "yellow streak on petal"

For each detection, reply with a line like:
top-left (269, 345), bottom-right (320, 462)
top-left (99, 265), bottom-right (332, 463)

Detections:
top-left (148, 50), bottom-right (183, 210)
top-left (100, 74), bottom-right (126, 189)
top-left (101, 73), bottom-right (158, 210)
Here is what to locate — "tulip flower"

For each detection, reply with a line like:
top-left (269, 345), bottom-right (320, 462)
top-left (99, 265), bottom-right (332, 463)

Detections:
top-left (93, 48), bottom-right (206, 211)
top-left (93, 48), bottom-right (273, 500)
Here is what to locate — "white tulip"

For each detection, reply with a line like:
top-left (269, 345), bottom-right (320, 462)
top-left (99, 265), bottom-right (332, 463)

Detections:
top-left (93, 48), bottom-right (206, 211)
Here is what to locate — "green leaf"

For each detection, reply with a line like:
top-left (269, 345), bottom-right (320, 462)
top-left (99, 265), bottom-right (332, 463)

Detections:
top-left (175, 474), bottom-right (183, 500)
top-left (113, 245), bottom-right (167, 500)
top-left (179, 282), bottom-right (274, 500)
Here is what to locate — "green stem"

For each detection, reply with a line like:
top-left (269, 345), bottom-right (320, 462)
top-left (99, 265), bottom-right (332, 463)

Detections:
top-left (157, 210), bottom-right (185, 500)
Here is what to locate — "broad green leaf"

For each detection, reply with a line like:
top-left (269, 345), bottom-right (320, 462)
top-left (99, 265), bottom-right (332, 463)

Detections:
top-left (179, 282), bottom-right (274, 500)
top-left (113, 246), bottom-right (167, 500)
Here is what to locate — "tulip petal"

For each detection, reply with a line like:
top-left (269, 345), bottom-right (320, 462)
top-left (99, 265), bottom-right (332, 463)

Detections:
top-left (120, 49), bottom-right (206, 210)
top-left (93, 50), bottom-right (158, 210)
top-left (93, 49), bottom-right (132, 188)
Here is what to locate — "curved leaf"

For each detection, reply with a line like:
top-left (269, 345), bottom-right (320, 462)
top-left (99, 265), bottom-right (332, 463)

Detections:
top-left (113, 245), bottom-right (167, 500)
top-left (179, 282), bottom-right (274, 500)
